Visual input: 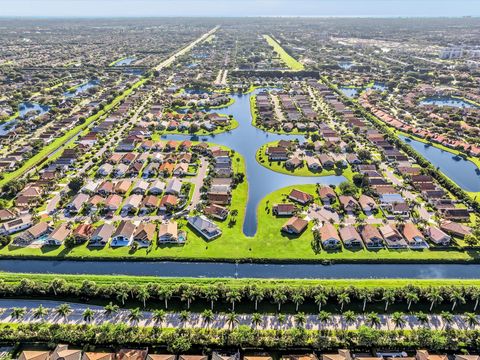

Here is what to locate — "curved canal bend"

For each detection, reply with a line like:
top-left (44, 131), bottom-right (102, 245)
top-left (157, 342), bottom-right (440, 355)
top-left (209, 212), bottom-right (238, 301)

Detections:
top-left (162, 88), bottom-right (346, 236)
top-left (2, 259), bottom-right (480, 278)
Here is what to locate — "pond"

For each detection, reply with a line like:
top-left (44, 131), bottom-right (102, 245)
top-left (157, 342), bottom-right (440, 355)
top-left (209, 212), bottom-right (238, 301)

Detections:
top-left (420, 96), bottom-right (479, 109)
top-left (399, 135), bottom-right (480, 192)
top-left (162, 88), bottom-right (346, 236)
top-left (339, 87), bottom-right (360, 98)
top-left (64, 79), bottom-right (99, 98)
top-left (340, 83), bottom-right (387, 98)
top-left (114, 57), bottom-right (136, 66)
top-left (1, 259), bottom-right (480, 278)
top-left (338, 61), bottom-right (354, 69)
top-left (0, 102), bottom-right (50, 135)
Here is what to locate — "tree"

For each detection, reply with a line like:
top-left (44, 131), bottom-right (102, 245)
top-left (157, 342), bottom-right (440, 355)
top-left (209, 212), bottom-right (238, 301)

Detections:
top-left (415, 311), bottom-right (429, 327)
top-left (426, 288), bottom-right (444, 311)
top-left (116, 283), bottom-right (130, 305)
top-left (464, 234), bottom-right (478, 247)
top-left (179, 310), bottom-right (190, 327)
top-left (272, 288), bottom-right (288, 312)
top-left (449, 289), bottom-right (465, 311)
top-left (337, 291), bottom-right (350, 312)
top-left (158, 286), bottom-right (174, 309)
top-left (405, 291), bottom-right (419, 310)
top-left (468, 286), bottom-right (480, 311)
top-left (56, 303), bottom-right (72, 319)
top-left (10, 307), bottom-right (26, 320)
top-left (203, 287), bottom-right (219, 311)
top-left (382, 289), bottom-right (396, 311)
top-left (33, 305), bottom-right (48, 319)
top-left (440, 311), bottom-right (454, 329)
top-left (294, 312), bottom-right (306, 328)
top-left (226, 312), bottom-right (239, 329)
top-left (343, 310), bottom-right (356, 328)
top-left (181, 286), bottom-right (196, 309)
top-left (292, 292), bottom-right (305, 312)
top-left (318, 310), bottom-right (332, 329)
top-left (391, 312), bottom-right (406, 329)
top-left (359, 289), bottom-right (374, 312)
top-left (226, 289), bottom-right (242, 312)
top-left (251, 312), bottom-right (263, 329)
top-left (82, 308), bottom-right (94, 323)
top-left (314, 291), bottom-right (328, 312)
top-left (464, 312), bottom-right (478, 329)
top-left (68, 176), bottom-right (84, 193)
top-left (277, 313), bottom-right (286, 329)
top-left (366, 312), bottom-right (381, 328)
top-left (103, 302), bottom-right (119, 317)
top-left (49, 278), bottom-right (66, 296)
top-left (152, 309), bottom-right (166, 326)
top-left (136, 286), bottom-right (150, 308)
top-left (128, 308), bottom-right (143, 325)
top-left (201, 309), bottom-right (214, 327)
top-left (247, 286), bottom-right (264, 311)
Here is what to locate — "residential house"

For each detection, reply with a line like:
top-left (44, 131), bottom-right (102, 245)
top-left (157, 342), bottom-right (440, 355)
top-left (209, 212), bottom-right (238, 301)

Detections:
top-left (318, 186), bottom-right (337, 204)
top-left (187, 215), bottom-right (222, 240)
top-left (402, 222), bottom-right (429, 248)
top-left (318, 223), bottom-right (341, 248)
top-left (0, 214), bottom-right (33, 235)
top-left (166, 179), bottom-right (182, 195)
top-left (158, 221), bottom-right (185, 243)
top-left (90, 223), bottom-right (114, 247)
top-left (14, 222), bottom-right (50, 246)
top-left (440, 221), bottom-right (472, 239)
top-left (134, 223), bottom-right (156, 247)
top-left (288, 189), bottom-right (313, 205)
top-left (272, 203), bottom-right (296, 216)
top-left (339, 225), bottom-right (363, 248)
top-left (360, 225), bottom-right (384, 248)
top-left (426, 226), bottom-right (451, 246)
top-left (380, 224), bottom-right (408, 249)
top-left (339, 195), bottom-right (359, 212)
top-left (111, 221), bottom-right (136, 247)
top-left (148, 180), bottom-right (165, 195)
top-left (122, 194), bottom-right (142, 213)
top-left (358, 194), bottom-right (377, 213)
top-left (105, 194), bottom-right (123, 211)
top-left (45, 223), bottom-right (70, 246)
top-left (204, 204), bottom-right (229, 220)
top-left (51, 344), bottom-right (82, 360)
top-left (73, 224), bottom-right (94, 243)
top-left (67, 193), bottom-right (89, 214)
top-left (282, 216), bottom-right (308, 235)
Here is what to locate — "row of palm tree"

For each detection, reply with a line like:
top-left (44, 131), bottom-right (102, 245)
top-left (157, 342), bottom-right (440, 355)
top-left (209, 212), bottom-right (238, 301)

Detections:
top-left (6, 303), bottom-right (479, 331)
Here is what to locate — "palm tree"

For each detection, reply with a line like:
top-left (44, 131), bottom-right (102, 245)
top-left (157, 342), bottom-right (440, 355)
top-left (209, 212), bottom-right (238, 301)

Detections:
top-left (179, 310), bottom-right (190, 327)
top-left (33, 305), bottom-right (48, 320)
top-left (181, 287), bottom-right (196, 309)
top-left (318, 310), bottom-right (332, 329)
top-left (82, 308), bottom-right (94, 323)
top-left (251, 312), bottom-right (263, 329)
top-left (391, 312), bottom-right (406, 329)
top-left (10, 307), bottom-right (26, 320)
top-left (201, 309), bottom-right (214, 327)
top-left (292, 292), bottom-right (305, 312)
top-left (56, 303), bottom-right (72, 320)
top-left (359, 289), bottom-right (374, 312)
top-left (415, 311), bottom-right (429, 327)
top-left (405, 291), bottom-right (419, 311)
top-left (158, 286), bottom-right (174, 309)
top-left (152, 309), bottom-right (166, 326)
top-left (103, 302), bottom-right (119, 317)
top-left (116, 285), bottom-right (129, 306)
top-left (226, 289), bottom-right (242, 312)
top-left (449, 290), bottom-right (465, 311)
top-left (272, 288), bottom-right (288, 312)
top-left (440, 311), bottom-right (454, 329)
top-left (226, 312), bottom-right (239, 329)
top-left (314, 291), bottom-right (328, 312)
top-left (464, 312), bottom-right (479, 329)
top-left (128, 308), bottom-right (143, 325)
top-left (366, 312), bottom-right (381, 328)
top-left (49, 278), bottom-right (66, 296)
top-left (136, 287), bottom-right (150, 308)
top-left (468, 287), bottom-right (480, 311)
top-left (343, 310), bottom-right (356, 329)
top-left (426, 288), bottom-right (443, 311)
top-left (382, 289), bottom-right (396, 312)
top-left (337, 292), bottom-right (350, 312)
top-left (204, 287), bottom-right (219, 311)
top-left (277, 313), bottom-right (286, 329)
top-left (294, 312), bottom-right (306, 328)
top-left (247, 286), bottom-right (264, 311)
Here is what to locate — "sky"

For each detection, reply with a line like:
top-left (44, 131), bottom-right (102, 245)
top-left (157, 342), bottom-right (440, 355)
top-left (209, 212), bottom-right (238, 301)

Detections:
top-left (0, 0), bottom-right (479, 18)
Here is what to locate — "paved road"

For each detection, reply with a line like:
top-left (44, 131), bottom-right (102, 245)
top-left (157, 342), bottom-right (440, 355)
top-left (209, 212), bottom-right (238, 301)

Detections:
top-left (0, 299), bottom-right (476, 331)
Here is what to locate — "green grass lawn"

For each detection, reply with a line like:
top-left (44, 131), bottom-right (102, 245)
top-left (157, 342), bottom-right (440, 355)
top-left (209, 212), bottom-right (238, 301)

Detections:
top-left (263, 35), bottom-right (304, 71)
top-left (151, 118), bottom-right (238, 138)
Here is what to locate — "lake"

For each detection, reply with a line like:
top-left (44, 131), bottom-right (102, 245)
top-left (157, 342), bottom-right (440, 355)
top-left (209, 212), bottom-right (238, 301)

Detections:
top-left (420, 96), bottom-right (479, 109)
top-left (399, 135), bottom-right (480, 192)
top-left (114, 57), bottom-right (136, 66)
top-left (64, 79), bottom-right (99, 98)
top-left (0, 102), bottom-right (50, 135)
top-left (1, 259), bottom-right (480, 278)
top-left (162, 88), bottom-right (346, 236)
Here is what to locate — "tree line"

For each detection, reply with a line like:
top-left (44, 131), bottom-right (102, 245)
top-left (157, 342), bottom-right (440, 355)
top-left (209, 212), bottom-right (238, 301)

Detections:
top-left (2, 278), bottom-right (480, 313)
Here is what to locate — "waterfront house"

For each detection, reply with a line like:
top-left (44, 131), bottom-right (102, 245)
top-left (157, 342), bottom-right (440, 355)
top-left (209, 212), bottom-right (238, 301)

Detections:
top-left (187, 215), bottom-right (222, 240)
top-left (288, 189), bottom-right (313, 205)
top-left (90, 223), bottom-right (114, 247)
top-left (360, 224), bottom-right (384, 248)
top-left (426, 226), bottom-right (451, 246)
top-left (282, 217), bottom-right (308, 235)
top-left (318, 186), bottom-right (337, 204)
top-left (380, 225), bottom-right (408, 249)
top-left (73, 224), bottom-right (94, 243)
top-left (0, 214), bottom-right (33, 235)
top-left (440, 221), bottom-right (472, 238)
top-left (14, 222), bottom-right (50, 246)
top-left (273, 203), bottom-right (296, 216)
top-left (402, 222), bottom-right (429, 248)
top-left (111, 221), bottom-right (136, 247)
top-left (318, 223), bottom-right (341, 248)
top-left (339, 225), bottom-right (363, 247)
top-left (204, 204), bottom-right (229, 220)
top-left (134, 223), bottom-right (156, 247)
top-left (45, 223), bottom-right (70, 246)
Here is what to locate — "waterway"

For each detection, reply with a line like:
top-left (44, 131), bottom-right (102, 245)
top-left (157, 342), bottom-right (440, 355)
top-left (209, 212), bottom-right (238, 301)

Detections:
top-left (420, 96), bottom-right (479, 109)
top-left (162, 88), bottom-right (346, 236)
top-left (399, 135), bottom-right (480, 192)
top-left (1, 259), bottom-right (480, 278)
top-left (64, 79), bottom-right (99, 98)
top-left (0, 102), bottom-right (50, 135)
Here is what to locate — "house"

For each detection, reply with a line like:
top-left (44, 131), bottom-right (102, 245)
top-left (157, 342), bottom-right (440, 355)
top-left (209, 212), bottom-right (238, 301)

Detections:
top-left (426, 226), bottom-right (451, 246)
top-left (113, 163), bottom-right (129, 177)
top-left (165, 179), bottom-right (182, 195)
top-left (173, 163), bottom-right (189, 176)
top-left (111, 221), bottom-right (136, 247)
top-left (440, 208), bottom-right (470, 222)
top-left (281, 216), bottom-right (308, 235)
top-left (148, 180), bottom-right (165, 195)
top-left (288, 189), bottom-right (313, 205)
top-left (147, 355), bottom-right (175, 360)
top-left (339, 225), bottom-right (363, 247)
top-left (134, 223), bottom-right (156, 247)
top-left (82, 353), bottom-right (115, 360)
top-left (318, 186), bottom-right (336, 204)
top-left (318, 154), bottom-right (334, 168)
top-left (187, 215), bottom-right (222, 240)
top-left (105, 194), bottom-right (123, 211)
top-left (0, 208), bottom-right (16, 222)
top-left (45, 223), bottom-right (70, 246)
top-left (416, 350), bottom-right (447, 360)
top-left (114, 180), bottom-right (132, 195)
top-left (122, 194), bottom-right (143, 213)
top-left (98, 181), bottom-right (114, 195)
top-left (402, 222), bottom-right (429, 248)
top-left (272, 203), bottom-right (296, 216)
top-left (117, 349), bottom-right (148, 360)
top-left (267, 147), bottom-right (288, 161)
top-left (318, 223), bottom-right (341, 248)
top-left (18, 351), bottom-right (50, 360)
top-left (339, 196), bottom-right (359, 212)
top-left (51, 344), bottom-right (82, 360)
top-left (67, 193), bottom-right (89, 214)
top-left (0, 214), bottom-right (33, 235)
top-left (360, 225), bottom-right (384, 248)
top-left (285, 157), bottom-right (303, 170)
top-left (159, 195), bottom-right (178, 211)
top-left (140, 195), bottom-right (160, 212)
top-left (132, 180), bottom-right (149, 194)
top-left (14, 222), bottom-right (50, 246)
top-left (158, 221), bottom-right (186, 243)
top-left (323, 350), bottom-right (352, 360)
top-left (379, 225), bottom-right (408, 249)
top-left (90, 223), bottom-right (114, 247)
top-left (204, 204), bottom-right (229, 220)
top-left (97, 163), bottom-right (113, 176)
top-left (440, 221), bottom-right (472, 239)
top-left (73, 224), bottom-right (94, 243)
top-left (358, 194), bottom-right (377, 213)
top-left (207, 192), bottom-right (231, 205)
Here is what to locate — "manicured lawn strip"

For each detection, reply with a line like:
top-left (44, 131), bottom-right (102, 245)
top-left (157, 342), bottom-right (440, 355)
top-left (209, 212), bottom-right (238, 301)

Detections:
top-left (3, 272), bottom-right (480, 288)
top-left (0, 78), bottom-right (147, 188)
top-left (263, 35), bottom-right (304, 71)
